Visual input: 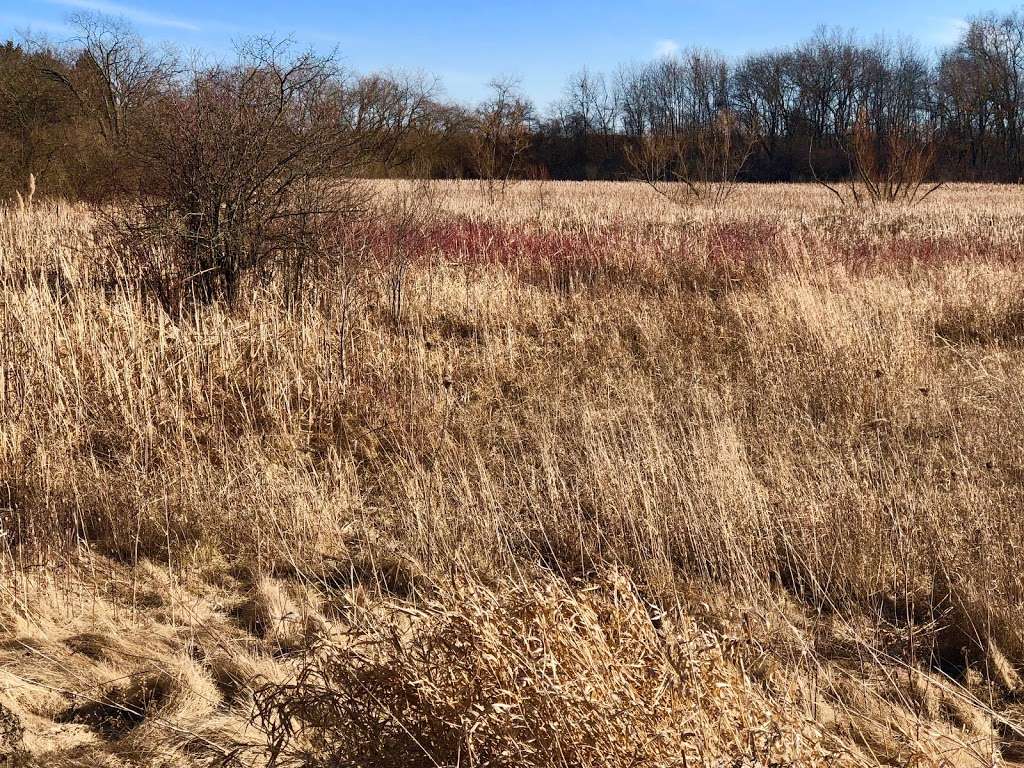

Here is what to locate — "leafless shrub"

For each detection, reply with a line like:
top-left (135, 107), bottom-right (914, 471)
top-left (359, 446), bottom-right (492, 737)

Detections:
top-left (133, 40), bottom-right (360, 308)
top-left (111, 38), bottom-right (432, 310)
top-left (380, 177), bottom-right (444, 326)
top-left (469, 78), bottom-right (533, 203)
top-left (627, 110), bottom-right (757, 208)
top-left (813, 108), bottom-right (944, 207)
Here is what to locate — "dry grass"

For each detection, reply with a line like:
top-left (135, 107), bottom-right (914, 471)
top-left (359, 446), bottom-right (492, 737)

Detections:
top-left (2, 182), bottom-right (1024, 766)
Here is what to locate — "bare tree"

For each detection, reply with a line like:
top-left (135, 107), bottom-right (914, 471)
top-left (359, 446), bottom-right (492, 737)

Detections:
top-left (558, 68), bottom-right (619, 176)
top-left (469, 78), bottom-right (533, 202)
top-left (733, 51), bottom-right (797, 170)
top-left (341, 71), bottom-right (438, 172)
top-left (43, 12), bottom-right (177, 146)
top-left (956, 12), bottom-right (1024, 179)
top-left (563, 68), bottom-right (618, 137)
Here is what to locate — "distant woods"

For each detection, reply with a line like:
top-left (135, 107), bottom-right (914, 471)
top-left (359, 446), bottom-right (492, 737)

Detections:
top-left (0, 14), bottom-right (438, 200)
top-left (7, 9), bottom-right (1024, 197)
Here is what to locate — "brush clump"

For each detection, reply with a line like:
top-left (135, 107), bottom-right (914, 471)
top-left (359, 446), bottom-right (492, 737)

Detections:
top-left (254, 572), bottom-right (833, 768)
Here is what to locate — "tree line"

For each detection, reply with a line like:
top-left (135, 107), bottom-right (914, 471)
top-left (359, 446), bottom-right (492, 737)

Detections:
top-left (543, 12), bottom-right (1024, 184)
top-left (6, 8), bottom-right (1024, 200)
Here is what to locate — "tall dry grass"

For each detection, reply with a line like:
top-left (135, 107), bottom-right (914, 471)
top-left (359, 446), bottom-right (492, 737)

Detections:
top-left (1, 182), bottom-right (1024, 765)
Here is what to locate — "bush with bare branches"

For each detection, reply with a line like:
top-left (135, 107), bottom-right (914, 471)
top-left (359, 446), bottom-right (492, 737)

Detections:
top-left (813, 108), bottom-right (944, 207)
top-left (469, 78), bottom-right (534, 203)
top-left (628, 110), bottom-right (758, 208)
top-left (115, 39), bottom-right (430, 309)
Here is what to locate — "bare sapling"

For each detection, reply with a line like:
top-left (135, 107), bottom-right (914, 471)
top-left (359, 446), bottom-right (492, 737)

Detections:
top-left (628, 110), bottom-right (758, 209)
top-left (813, 107), bottom-right (944, 207)
top-left (383, 174), bottom-right (444, 326)
top-left (469, 78), bottom-right (533, 204)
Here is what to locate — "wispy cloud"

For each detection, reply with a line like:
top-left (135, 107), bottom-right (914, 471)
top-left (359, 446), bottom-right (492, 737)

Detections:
top-left (653, 38), bottom-right (680, 58)
top-left (924, 16), bottom-right (969, 46)
top-left (0, 13), bottom-right (73, 36)
top-left (42, 0), bottom-right (200, 31)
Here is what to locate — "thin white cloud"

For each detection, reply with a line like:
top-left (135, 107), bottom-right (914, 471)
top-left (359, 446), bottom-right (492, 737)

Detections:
top-left (925, 16), bottom-right (969, 46)
top-left (654, 38), bottom-right (680, 58)
top-left (42, 0), bottom-right (200, 31)
top-left (0, 13), bottom-right (73, 36)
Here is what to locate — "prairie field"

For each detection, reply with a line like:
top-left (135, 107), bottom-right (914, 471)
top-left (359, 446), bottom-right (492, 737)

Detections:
top-left (4, 181), bottom-right (1024, 766)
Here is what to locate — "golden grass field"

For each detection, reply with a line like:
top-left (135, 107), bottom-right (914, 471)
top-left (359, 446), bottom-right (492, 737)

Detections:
top-left (3, 181), bottom-right (1024, 766)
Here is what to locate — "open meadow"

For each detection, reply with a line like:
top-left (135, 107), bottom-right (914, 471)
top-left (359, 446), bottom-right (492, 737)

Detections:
top-left (3, 181), bottom-right (1024, 766)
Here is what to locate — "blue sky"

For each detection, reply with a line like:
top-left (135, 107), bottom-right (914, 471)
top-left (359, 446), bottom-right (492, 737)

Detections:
top-left (2, 0), bottom-right (1020, 108)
